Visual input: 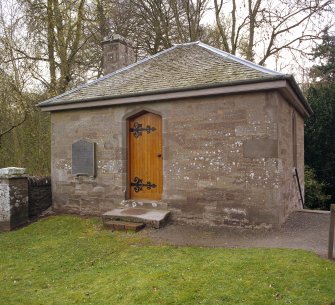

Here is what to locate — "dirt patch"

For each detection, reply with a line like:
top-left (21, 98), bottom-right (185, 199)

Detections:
top-left (142, 211), bottom-right (331, 258)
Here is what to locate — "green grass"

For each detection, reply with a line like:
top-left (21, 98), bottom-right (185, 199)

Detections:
top-left (0, 216), bottom-right (334, 305)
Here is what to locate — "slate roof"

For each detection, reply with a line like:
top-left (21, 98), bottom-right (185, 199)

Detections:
top-left (39, 41), bottom-right (285, 107)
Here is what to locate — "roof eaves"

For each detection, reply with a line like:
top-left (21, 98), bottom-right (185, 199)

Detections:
top-left (285, 75), bottom-right (313, 115)
top-left (198, 42), bottom-right (284, 76)
top-left (39, 75), bottom-right (287, 108)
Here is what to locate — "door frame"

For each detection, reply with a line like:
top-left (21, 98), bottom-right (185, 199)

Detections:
top-left (122, 107), bottom-right (165, 201)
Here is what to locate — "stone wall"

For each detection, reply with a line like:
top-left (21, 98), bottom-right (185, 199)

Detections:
top-left (163, 91), bottom-right (286, 226)
top-left (278, 94), bottom-right (304, 222)
top-left (50, 90), bottom-right (305, 227)
top-left (28, 176), bottom-right (52, 218)
top-left (0, 168), bottom-right (52, 231)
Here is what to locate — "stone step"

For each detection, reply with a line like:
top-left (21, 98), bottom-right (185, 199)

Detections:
top-left (104, 220), bottom-right (145, 232)
top-left (102, 207), bottom-right (170, 229)
top-left (119, 200), bottom-right (168, 210)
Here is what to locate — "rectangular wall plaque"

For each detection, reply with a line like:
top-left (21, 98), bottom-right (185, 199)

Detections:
top-left (72, 139), bottom-right (96, 177)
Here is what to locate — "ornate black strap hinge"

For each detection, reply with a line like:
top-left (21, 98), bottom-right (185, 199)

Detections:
top-left (130, 176), bottom-right (157, 192)
top-left (130, 122), bottom-right (156, 138)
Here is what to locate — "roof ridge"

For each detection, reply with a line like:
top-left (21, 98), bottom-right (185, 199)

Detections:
top-left (197, 42), bottom-right (283, 75)
top-left (39, 44), bottom-right (180, 106)
top-left (172, 41), bottom-right (200, 46)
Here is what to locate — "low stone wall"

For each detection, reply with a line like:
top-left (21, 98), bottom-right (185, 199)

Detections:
top-left (28, 176), bottom-right (52, 218)
top-left (0, 168), bottom-right (52, 231)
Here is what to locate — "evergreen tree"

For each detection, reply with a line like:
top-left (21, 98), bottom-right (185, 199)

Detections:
top-left (305, 30), bottom-right (335, 209)
top-left (310, 29), bottom-right (335, 83)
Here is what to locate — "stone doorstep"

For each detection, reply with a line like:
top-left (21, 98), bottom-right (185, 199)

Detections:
top-left (102, 207), bottom-right (170, 229)
top-left (104, 220), bottom-right (145, 232)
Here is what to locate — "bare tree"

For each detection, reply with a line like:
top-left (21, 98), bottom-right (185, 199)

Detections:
top-left (2, 0), bottom-right (89, 95)
top-left (172, 0), bottom-right (209, 42)
top-left (213, 0), bottom-right (333, 64)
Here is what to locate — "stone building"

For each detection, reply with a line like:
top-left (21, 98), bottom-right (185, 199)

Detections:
top-left (38, 35), bottom-right (312, 228)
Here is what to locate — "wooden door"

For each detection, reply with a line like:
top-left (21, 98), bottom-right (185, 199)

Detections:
top-left (128, 112), bottom-right (162, 200)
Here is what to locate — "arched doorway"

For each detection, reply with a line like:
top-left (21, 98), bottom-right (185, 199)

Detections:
top-left (128, 111), bottom-right (163, 200)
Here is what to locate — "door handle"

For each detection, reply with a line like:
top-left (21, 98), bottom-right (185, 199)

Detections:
top-left (157, 154), bottom-right (162, 158)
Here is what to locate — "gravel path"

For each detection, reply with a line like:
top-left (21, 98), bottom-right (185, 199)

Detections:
top-left (144, 211), bottom-right (331, 258)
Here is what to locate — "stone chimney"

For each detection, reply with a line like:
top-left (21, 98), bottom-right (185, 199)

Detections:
top-left (102, 34), bottom-right (136, 75)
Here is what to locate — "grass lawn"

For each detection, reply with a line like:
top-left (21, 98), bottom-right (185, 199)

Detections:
top-left (0, 216), bottom-right (334, 305)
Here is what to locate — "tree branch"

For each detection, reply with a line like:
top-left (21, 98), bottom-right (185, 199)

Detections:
top-left (0, 113), bottom-right (27, 147)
